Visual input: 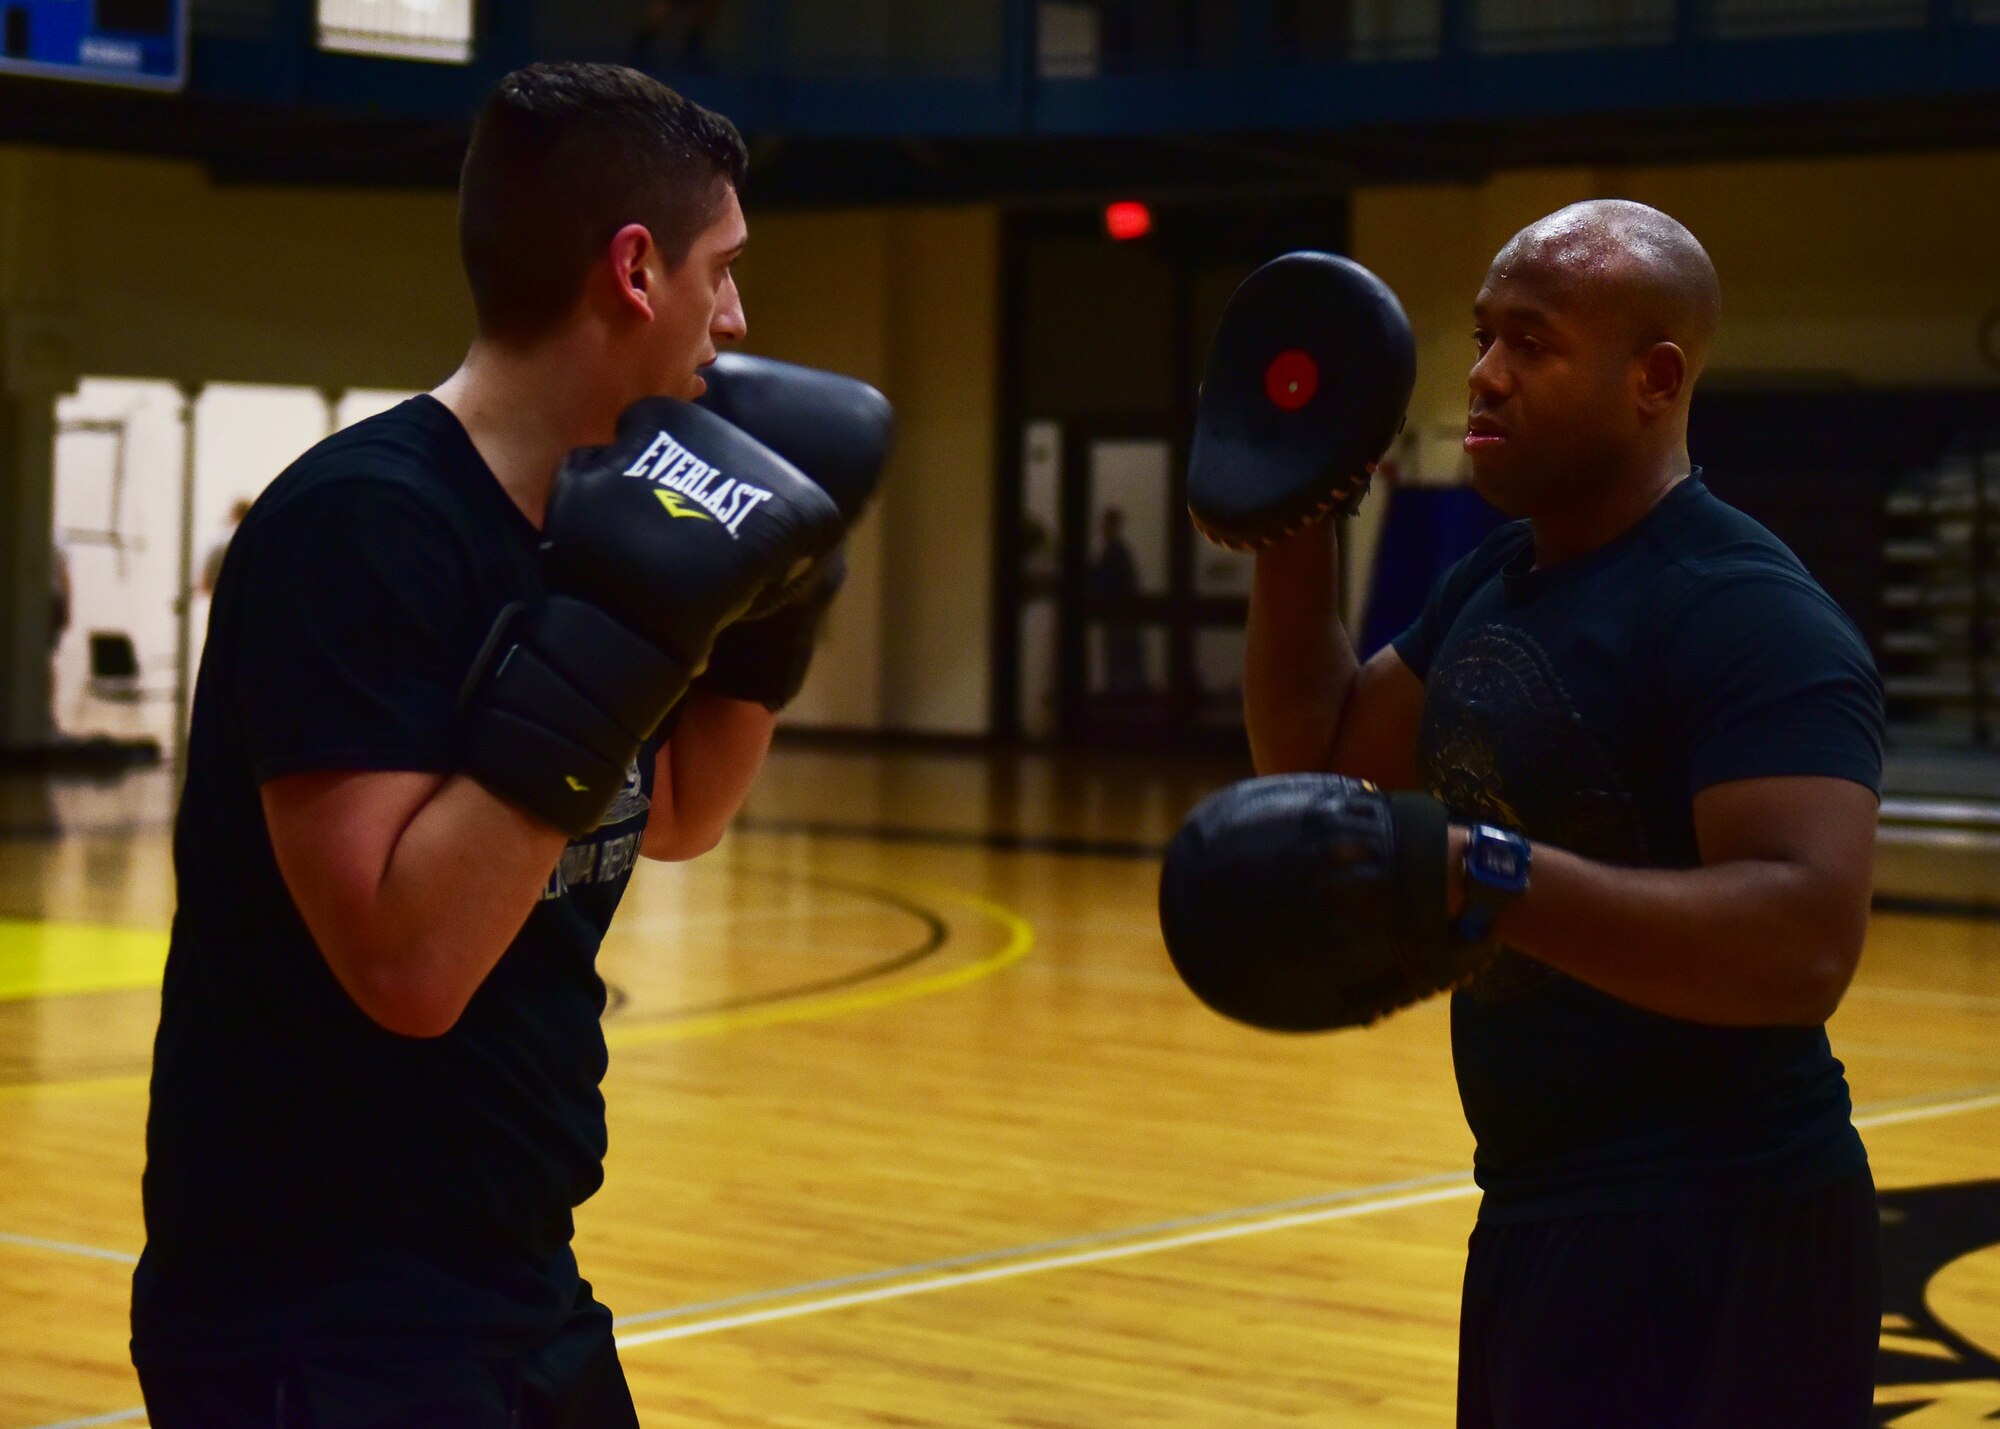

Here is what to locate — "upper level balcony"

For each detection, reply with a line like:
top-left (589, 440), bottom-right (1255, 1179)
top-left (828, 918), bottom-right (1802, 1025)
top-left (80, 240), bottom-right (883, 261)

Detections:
top-left (7, 0), bottom-right (2000, 197)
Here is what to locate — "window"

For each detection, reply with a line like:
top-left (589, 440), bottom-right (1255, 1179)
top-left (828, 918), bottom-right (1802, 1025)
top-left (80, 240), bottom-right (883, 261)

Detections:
top-left (317, 0), bottom-right (472, 63)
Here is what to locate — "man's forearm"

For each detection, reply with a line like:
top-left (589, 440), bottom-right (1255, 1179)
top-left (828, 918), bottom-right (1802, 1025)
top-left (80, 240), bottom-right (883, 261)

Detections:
top-left (268, 770), bottom-right (569, 1037)
top-left (1245, 521), bottom-right (1357, 773)
top-left (379, 774), bottom-right (571, 992)
top-left (646, 689), bottom-right (777, 860)
top-left (1474, 839), bottom-right (1863, 1027)
top-left (342, 687), bottom-right (774, 1023)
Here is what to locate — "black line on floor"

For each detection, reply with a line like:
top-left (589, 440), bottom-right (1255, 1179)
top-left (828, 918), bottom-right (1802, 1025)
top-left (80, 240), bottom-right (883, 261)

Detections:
top-left (1871, 894), bottom-right (2000, 924)
top-left (739, 823), bottom-right (2000, 927)
top-left (603, 868), bottom-right (951, 1023)
top-left (735, 817), bottom-right (1164, 860)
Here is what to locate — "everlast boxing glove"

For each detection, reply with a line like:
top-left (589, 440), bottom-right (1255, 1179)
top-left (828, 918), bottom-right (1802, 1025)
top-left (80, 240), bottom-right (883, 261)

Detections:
top-left (694, 355), bottom-right (895, 710)
top-left (700, 547), bottom-right (849, 712)
top-left (696, 353), bottom-right (894, 524)
top-left (1158, 774), bottom-right (1493, 1032)
top-left (1186, 253), bottom-right (1416, 548)
top-left (460, 398), bottom-right (842, 836)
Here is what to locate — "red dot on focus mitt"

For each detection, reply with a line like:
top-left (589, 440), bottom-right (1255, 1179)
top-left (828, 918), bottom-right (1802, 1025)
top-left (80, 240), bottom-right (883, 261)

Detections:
top-left (1264, 350), bottom-right (1320, 411)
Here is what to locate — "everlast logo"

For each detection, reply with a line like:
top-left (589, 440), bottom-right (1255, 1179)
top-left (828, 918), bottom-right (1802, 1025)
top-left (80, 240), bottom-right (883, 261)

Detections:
top-left (623, 431), bottom-right (775, 538)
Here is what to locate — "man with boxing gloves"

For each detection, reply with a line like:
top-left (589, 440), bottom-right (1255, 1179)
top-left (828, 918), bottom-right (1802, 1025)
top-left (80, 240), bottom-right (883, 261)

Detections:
top-left (1164, 203), bottom-right (1882, 1424)
top-left (132, 64), bottom-right (887, 1426)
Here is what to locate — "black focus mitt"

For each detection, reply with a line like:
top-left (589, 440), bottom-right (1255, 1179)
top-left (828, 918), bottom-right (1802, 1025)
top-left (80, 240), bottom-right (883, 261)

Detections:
top-left (1157, 774), bottom-right (1490, 1032)
top-left (1187, 253), bottom-right (1416, 549)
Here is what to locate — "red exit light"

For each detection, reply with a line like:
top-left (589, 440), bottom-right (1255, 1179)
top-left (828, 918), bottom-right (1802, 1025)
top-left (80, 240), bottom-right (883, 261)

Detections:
top-left (1104, 201), bottom-right (1153, 241)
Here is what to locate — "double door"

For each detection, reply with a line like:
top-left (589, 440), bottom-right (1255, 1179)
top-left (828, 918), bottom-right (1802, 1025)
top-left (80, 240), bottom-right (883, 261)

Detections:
top-left (996, 193), bottom-right (1351, 749)
top-left (1011, 419), bottom-right (1255, 750)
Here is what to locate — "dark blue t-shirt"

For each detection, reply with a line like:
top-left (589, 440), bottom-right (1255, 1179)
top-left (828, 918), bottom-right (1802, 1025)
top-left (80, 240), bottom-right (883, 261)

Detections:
top-left (1393, 475), bottom-right (1883, 1224)
top-left (134, 397), bottom-right (665, 1365)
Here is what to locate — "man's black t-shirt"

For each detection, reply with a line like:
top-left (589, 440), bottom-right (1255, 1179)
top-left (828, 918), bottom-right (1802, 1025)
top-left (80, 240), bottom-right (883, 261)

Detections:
top-left (133, 397), bottom-right (662, 1366)
top-left (1392, 475), bottom-right (1883, 1224)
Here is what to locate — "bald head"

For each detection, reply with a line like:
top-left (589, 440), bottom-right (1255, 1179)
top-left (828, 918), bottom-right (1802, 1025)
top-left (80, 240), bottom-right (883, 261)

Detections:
top-left (1491, 200), bottom-right (1721, 382)
top-left (1466, 201), bottom-right (1721, 522)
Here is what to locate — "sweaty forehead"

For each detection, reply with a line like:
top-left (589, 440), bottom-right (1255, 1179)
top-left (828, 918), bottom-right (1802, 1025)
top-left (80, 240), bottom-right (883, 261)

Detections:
top-left (1490, 203), bottom-right (1719, 343)
top-left (1504, 209), bottom-right (1632, 274)
top-left (1482, 248), bottom-right (1672, 351)
top-left (1473, 265), bottom-right (1582, 330)
top-left (1487, 226), bottom-right (1632, 308)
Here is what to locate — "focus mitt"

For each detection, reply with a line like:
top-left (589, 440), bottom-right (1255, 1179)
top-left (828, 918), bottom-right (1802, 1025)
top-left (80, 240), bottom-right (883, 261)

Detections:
top-left (1187, 253), bottom-right (1415, 548)
top-left (1157, 774), bottom-right (1491, 1032)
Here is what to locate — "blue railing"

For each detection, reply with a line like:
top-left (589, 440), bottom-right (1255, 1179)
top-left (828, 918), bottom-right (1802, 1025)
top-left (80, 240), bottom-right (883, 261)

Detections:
top-left (176, 0), bottom-right (2000, 139)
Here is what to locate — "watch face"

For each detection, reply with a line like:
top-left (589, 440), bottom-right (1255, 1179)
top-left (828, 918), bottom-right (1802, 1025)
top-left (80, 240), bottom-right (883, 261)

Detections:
top-left (1468, 826), bottom-right (1530, 891)
top-left (1480, 846), bottom-right (1521, 880)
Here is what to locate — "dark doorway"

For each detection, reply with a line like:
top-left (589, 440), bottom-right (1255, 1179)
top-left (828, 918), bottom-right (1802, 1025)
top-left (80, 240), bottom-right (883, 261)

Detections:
top-left (993, 194), bottom-right (1350, 750)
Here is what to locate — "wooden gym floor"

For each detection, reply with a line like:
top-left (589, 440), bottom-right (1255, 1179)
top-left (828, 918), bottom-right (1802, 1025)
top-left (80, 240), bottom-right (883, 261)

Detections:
top-left (4, 746), bottom-right (2000, 1427)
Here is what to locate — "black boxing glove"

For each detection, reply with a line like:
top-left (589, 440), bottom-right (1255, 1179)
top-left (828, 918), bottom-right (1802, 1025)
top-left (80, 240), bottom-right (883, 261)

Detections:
top-left (1158, 773), bottom-right (1491, 1032)
top-left (460, 399), bottom-right (842, 836)
top-left (699, 547), bottom-right (847, 711)
top-left (696, 353), bottom-right (895, 524)
top-left (692, 355), bottom-right (895, 709)
top-left (546, 398), bottom-right (843, 645)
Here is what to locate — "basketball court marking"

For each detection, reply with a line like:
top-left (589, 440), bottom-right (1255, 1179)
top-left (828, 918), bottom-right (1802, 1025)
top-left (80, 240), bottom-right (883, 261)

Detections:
top-left (735, 815), bottom-right (1164, 860)
top-left (26, 1410), bottom-right (147, 1429)
top-left (608, 1081), bottom-right (2000, 1351)
top-left (610, 1168), bottom-right (1480, 1331)
top-left (602, 870), bottom-right (950, 1023)
top-left (600, 868), bottom-right (1032, 1048)
top-left (1851, 1085), bottom-right (2000, 1131)
top-left (0, 1230), bottom-right (137, 1264)
top-left (0, 877), bottom-right (1034, 1100)
top-left (1844, 983), bottom-right (2000, 1014)
top-left (2, 882), bottom-right (1033, 1429)
top-left (11, 1083), bottom-right (2000, 1429)
top-left (0, 919), bottom-right (168, 1002)
top-left (604, 878), bottom-right (1031, 1050)
top-left (6, 1081), bottom-right (1999, 1287)
top-left (614, 1178), bottom-right (1485, 1349)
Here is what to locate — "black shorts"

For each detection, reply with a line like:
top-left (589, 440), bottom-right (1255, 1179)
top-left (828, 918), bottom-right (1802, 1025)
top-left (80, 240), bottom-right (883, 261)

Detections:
top-left (1457, 1168), bottom-right (1880, 1429)
top-left (137, 1296), bottom-right (639, 1429)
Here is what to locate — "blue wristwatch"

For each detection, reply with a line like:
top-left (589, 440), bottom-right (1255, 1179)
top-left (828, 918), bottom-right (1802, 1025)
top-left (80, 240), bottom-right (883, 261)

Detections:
top-left (1453, 824), bottom-right (1531, 945)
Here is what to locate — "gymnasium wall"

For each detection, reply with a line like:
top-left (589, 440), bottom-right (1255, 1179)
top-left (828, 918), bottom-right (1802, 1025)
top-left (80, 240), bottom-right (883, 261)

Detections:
top-left (0, 147), bottom-right (471, 393)
top-left (720, 205), bottom-right (999, 736)
top-left (0, 140), bottom-right (1000, 744)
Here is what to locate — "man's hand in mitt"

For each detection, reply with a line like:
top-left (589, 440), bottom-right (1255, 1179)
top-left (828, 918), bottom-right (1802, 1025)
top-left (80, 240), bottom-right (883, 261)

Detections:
top-left (1186, 252), bottom-right (1415, 549)
top-left (1157, 774), bottom-right (1494, 1032)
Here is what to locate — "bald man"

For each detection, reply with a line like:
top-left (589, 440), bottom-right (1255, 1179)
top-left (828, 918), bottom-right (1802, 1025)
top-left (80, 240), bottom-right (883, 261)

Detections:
top-left (1246, 201), bottom-right (1882, 1425)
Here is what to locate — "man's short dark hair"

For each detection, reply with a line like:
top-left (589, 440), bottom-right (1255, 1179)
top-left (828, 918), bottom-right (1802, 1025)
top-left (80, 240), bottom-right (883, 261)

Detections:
top-left (459, 62), bottom-right (748, 342)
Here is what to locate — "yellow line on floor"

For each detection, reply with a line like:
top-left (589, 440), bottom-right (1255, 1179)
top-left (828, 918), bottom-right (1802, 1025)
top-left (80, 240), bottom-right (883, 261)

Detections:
top-left (0, 918), bottom-right (168, 1002)
top-left (0, 879), bottom-right (1034, 1097)
top-left (603, 880), bottom-right (1034, 1050)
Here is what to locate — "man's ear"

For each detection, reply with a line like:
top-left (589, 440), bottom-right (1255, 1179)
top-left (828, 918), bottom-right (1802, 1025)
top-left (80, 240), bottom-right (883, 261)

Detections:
top-left (608, 223), bottom-right (658, 321)
top-left (1635, 340), bottom-right (1687, 419)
